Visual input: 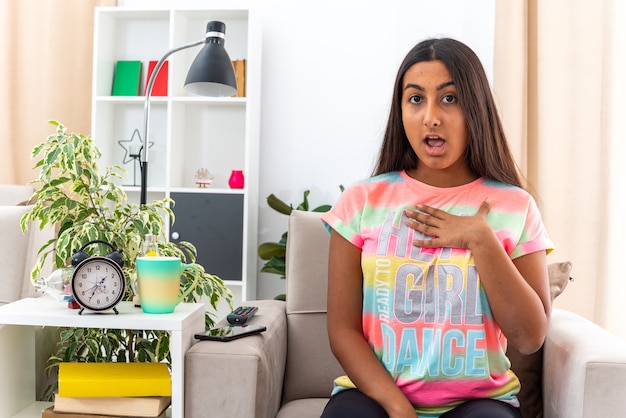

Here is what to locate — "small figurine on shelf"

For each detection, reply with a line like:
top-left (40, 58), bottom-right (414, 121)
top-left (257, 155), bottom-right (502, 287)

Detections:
top-left (194, 168), bottom-right (214, 188)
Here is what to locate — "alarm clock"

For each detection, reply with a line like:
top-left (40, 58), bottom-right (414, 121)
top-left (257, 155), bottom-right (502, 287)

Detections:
top-left (70, 240), bottom-right (126, 315)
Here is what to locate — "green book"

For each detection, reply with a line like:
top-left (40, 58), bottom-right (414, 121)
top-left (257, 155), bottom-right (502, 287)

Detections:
top-left (111, 60), bottom-right (142, 96)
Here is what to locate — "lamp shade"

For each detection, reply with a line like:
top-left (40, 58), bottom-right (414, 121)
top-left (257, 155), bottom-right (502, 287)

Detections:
top-left (184, 21), bottom-right (238, 97)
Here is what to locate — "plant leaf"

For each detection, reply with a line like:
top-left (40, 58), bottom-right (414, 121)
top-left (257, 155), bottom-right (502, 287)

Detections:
top-left (24, 120), bottom-right (231, 377)
top-left (258, 242), bottom-right (286, 260)
top-left (296, 190), bottom-right (311, 211)
top-left (266, 194), bottom-right (293, 215)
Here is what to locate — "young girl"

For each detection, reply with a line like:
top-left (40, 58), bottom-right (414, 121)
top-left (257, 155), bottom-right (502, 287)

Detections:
top-left (320, 38), bottom-right (553, 418)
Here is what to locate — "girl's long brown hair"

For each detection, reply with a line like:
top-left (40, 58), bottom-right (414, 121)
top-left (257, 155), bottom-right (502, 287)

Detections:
top-left (373, 38), bottom-right (523, 188)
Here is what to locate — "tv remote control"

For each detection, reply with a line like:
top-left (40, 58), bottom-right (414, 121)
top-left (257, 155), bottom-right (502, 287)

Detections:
top-left (227, 305), bottom-right (258, 325)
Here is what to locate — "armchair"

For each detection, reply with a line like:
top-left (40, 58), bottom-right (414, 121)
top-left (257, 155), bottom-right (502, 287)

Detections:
top-left (185, 210), bottom-right (626, 418)
top-left (0, 188), bottom-right (56, 405)
top-left (0, 185), bottom-right (53, 305)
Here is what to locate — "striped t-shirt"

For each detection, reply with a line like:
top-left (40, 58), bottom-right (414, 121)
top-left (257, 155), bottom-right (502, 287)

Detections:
top-left (321, 171), bottom-right (553, 417)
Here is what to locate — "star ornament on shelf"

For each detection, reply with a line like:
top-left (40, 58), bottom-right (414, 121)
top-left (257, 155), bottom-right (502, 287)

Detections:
top-left (117, 128), bottom-right (154, 164)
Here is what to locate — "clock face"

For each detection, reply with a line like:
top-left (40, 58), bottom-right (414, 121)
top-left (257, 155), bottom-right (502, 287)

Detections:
top-left (71, 256), bottom-right (126, 312)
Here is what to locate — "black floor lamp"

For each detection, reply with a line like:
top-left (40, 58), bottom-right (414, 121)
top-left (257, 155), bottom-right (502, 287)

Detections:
top-left (140, 21), bottom-right (237, 205)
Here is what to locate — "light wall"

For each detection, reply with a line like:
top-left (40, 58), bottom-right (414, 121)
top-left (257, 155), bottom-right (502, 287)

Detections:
top-left (120, 0), bottom-right (496, 299)
top-left (122, 0), bottom-right (496, 299)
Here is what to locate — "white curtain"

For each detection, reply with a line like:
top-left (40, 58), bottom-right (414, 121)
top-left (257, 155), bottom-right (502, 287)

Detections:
top-left (495, 0), bottom-right (626, 340)
top-left (604, 0), bottom-right (626, 339)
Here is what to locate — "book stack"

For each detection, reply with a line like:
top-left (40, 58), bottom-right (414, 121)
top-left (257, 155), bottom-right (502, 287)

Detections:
top-left (111, 60), bottom-right (169, 97)
top-left (43, 363), bottom-right (172, 418)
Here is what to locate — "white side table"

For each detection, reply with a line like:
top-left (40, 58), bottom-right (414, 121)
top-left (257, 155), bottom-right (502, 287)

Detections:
top-left (0, 297), bottom-right (205, 418)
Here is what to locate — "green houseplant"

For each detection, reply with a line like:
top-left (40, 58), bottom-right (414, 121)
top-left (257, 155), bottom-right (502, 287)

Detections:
top-left (20, 121), bottom-right (232, 399)
top-left (258, 189), bottom-right (341, 300)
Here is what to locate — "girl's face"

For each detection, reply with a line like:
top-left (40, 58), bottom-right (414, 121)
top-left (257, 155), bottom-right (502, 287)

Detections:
top-left (401, 60), bottom-right (474, 187)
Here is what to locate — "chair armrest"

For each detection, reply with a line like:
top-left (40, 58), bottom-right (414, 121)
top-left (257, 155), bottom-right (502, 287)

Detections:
top-left (543, 309), bottom-right (626, 418)
top-left (185, 299), bottom-right (287, 418)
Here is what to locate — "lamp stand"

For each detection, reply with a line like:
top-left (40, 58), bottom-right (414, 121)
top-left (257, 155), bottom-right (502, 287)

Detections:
top-left (140, 39), bottom-right (205, 206)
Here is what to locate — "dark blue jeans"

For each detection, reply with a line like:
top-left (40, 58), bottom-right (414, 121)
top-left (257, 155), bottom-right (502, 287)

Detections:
top-left (320, 389), bottom-right (522, 418)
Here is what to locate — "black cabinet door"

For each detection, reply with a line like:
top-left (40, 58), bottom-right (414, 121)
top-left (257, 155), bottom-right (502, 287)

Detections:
top-left (170, 192), bottom-right (244, 281)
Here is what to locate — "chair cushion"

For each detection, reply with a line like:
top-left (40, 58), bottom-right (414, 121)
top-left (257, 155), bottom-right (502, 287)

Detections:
top-left (285, 210), bottom-right (329, 314)
top-left (507, 261), bottom-right (573, 418)
top-left (283, 211), bottom-right (344, 403)
top-left (277, 398), bottom-right (328, 418)
top-left (282, 312), bottom-right (343, 403)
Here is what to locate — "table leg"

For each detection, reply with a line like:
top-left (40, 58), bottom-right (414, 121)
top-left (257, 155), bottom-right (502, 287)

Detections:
top-left (170, 312), bottom-right (205, 417)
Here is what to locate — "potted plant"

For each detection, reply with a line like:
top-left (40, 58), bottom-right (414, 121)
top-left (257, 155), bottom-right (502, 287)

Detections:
top-left (20, 121), bottom-right (232, 399)
top-left (258, 189), bottom-right (341, 300)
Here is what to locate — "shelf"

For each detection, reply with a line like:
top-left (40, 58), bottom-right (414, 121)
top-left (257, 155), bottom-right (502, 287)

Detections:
top-left (169, 187), bottom-right (244, 195)
top-left (121, 186), bottom-right (168, 194)
top-left (223, 280), bottom-right (245, 287)
top-left (95, 95), bottom-right (166, 103)
top-left (170, 96), bottom-right (247, 106)
top-left (12, 401), bottom-right (52, 418)
top-left (0, 297), bottom-right (204, 418)
top-left (0, 298), bottom-right (205, 330)
top-left (92, 6), bottom-right (261, 307)
top-left (95, 96), bottom-right (246, 106)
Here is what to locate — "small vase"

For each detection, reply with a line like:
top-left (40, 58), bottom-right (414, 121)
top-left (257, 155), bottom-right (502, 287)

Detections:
top-left (228, 170), bottom-right (245, 189)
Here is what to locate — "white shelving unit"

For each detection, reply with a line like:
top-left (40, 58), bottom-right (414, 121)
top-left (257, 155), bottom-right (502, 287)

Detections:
top-left (91, 7), bottom-right (261, 308)
top-left (0, 297), bottom-right (204, 418)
